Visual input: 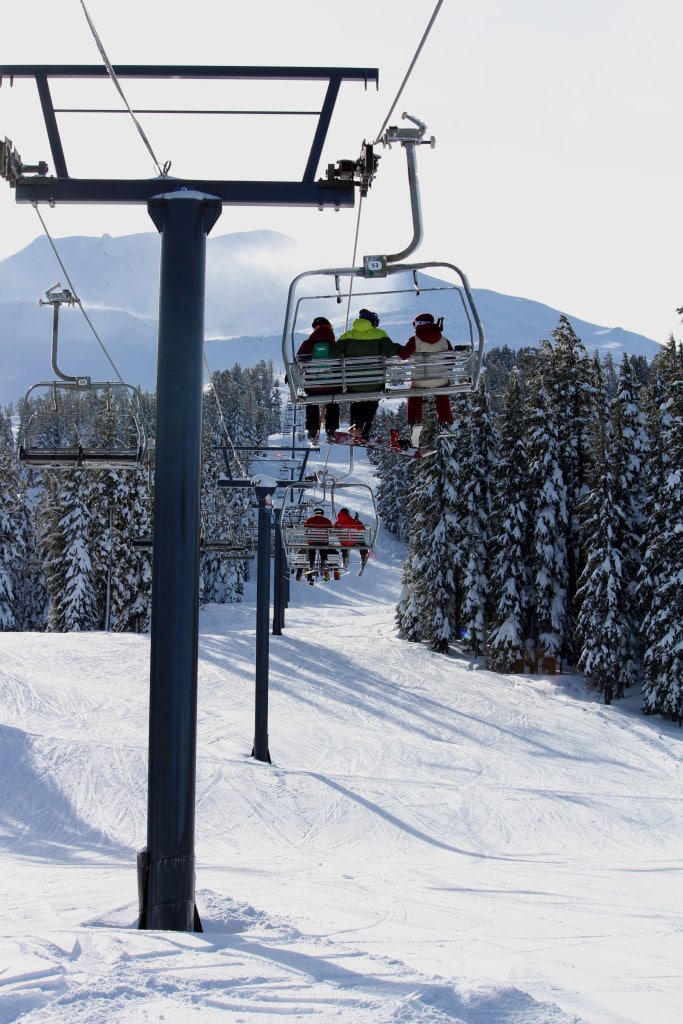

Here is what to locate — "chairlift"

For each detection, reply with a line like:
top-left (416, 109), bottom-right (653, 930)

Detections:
top-left (282, 260), bottom-right (485, 409)
top-left (279, 475), bottom-right (378, 575)
top-left (18, 285), bottom-right (147, 469)
top-left (135, 514), bottom-right (256, 561)
top-left (282, 114), bottom-right (485, 412)
top-left (200, 499), bottom-right (255, 557)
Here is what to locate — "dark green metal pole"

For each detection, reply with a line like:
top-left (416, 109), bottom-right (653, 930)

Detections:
top-left (139, 190), bottom-right (221, 931)
top-left (272, 507), bottom-right (285, 636)
top-left (252, 486), bottom-right (274, 762)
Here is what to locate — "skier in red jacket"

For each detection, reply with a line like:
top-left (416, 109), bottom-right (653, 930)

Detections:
top-left (334, 507), bottom-right (369, 570)
top-left (398, 313), bottom-right (456, 447)
top-left (296, 316), bottom-right (339, 443)
top-left (299, 506), bottom-right (333, 581)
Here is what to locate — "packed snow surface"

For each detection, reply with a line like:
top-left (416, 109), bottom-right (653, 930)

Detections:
top-left (0, 440), bottom-right (680, 1023)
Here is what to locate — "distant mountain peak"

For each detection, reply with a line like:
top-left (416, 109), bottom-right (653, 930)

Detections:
top-left (0, 231), bottom-right (661, 406)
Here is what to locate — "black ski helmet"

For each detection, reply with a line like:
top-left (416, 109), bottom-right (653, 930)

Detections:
top-left (358, 308), bottom-right (380, 328)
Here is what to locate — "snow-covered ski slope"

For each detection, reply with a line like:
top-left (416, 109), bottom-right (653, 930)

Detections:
top-left (0, 438), bottom-right (680, 1024)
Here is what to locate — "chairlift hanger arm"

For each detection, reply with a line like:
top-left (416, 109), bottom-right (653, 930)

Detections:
top-left (326, 113), bottom-right (436, 265)
top-left (380, 113), bottom-right (435, 264)
top-left (38, 284), bottom-right (81, 383)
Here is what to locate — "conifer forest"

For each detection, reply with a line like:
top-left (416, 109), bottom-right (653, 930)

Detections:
top-left (1, 320), bottom-right (682, 724)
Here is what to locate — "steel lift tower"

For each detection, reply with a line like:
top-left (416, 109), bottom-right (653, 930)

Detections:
top-left (0, 63), bottom-right (379, 931)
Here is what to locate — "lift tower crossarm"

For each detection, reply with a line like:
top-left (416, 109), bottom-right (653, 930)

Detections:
top-left (0, 64), bottom-right (379, 209)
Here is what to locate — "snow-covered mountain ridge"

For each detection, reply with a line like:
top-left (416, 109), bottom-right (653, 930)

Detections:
top-left (0, 230), bottom-right (661, 406)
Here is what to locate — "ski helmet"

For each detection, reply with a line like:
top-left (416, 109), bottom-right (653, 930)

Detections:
top-left (358, 308), bottom-right (380, 328)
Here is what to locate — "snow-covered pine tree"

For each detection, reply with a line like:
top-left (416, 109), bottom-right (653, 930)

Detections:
top-left (43, 468), bottom-right (100, 632)
top-left (575, 357), bottom-right (642, 702)
top-left (0, 407), bottom-right (21, 630)
top-left (395, 408), bottom-right (457, 652)
top-left (372, 406), bottom-right (413, 540)
top-left (635, 371), bottom-right (668, 645)
top-left (91, 466), bottom-right (152, 632)
top-left (459, 385), bottom-right (496, 657)
top-left (524, 379), bottom-right (570, 667)
top-left (639, 337), bottom-right (683, 722)
top-left (79, 388), bottom-right (153, 631)
top-left (394, 558), bottom-right (422, 642)
top-left (199, 370), bottom-right (253, 603)
top-left (610, 355), bottom-right (648, 637)
top-left (487, 369), bottom-right (533, 671)
top-left (7, 444), bottom-right (48, 631)
top-left (249, 360), bottom-right (281, 444)
top-left (375, 449), bottom-right (412, 540)
top-left (537, 317), bottom-right (594, 661)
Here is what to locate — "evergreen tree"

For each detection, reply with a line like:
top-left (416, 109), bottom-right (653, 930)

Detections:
top-left (375, 451), bottom-right (412, 540)
top-left (487, 370), bottom-right (533, 671)
top-left (610, 355), bottom-right (648, 627)
top-left (10, 469), bottom-right (48, 632)
top-left (575, 359), bottom-right (642, 702)
top-left (639, 337), bottom-right (683, 722)
top-left (635, 371), bottom-right (668, 638)
top-left (524, 381), bottom-right (570, 665)
top-left (459, 386), bottom-right (496, 656)
top-left (44, 469), bottom-right (100, 632)
top-left (395, 410), bottom-right (458, 652)
top-left (91, 467), bottom-right (153, 632)
top-left (537, 317), bottom-right (595, 661)
top-left (394, 559), bottom-right (422, 642)
top-left (441, 396), bottom-right (476, 642)
top-left (373, 405), bottom-right (412, 540)
top-left (200, 372), bottom-right (252, 603)
top-left (0, 408), bottom-right (20, 630)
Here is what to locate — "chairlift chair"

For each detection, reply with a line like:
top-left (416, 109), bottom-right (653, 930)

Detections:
top-left (17, 285), bottom-right (147, 469)
top-left (283, 114), bottom-right (485, 417)
top-left (19, 379), bottom-right (147, 468)
top-left (279, 477), bottom-right (378, 575)
top-left (282, 260), bottom-right (485, 411)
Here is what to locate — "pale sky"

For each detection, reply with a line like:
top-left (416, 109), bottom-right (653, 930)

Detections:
top-left (1, 0), bottom-right (681, 344)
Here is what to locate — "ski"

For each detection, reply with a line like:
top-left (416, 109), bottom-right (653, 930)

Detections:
top-left (298, 567), bottom-right (348, 584)
top-left (333, 430), bottom-right (436, 459)
top-left (389, 444), bottom-right (437, 459)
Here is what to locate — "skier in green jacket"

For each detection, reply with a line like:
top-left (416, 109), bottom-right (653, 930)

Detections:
top-left (333, 309), bottom-right (399, 439)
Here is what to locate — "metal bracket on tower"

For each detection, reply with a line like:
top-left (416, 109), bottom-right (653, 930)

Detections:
top-left (0, 136), bottom-right (49, 185)
top-left (323, 140), bottom-right (380, 200)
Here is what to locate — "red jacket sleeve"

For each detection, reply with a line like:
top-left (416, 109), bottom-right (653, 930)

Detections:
top-left (396, 336), bottom-right (416, 360)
